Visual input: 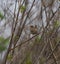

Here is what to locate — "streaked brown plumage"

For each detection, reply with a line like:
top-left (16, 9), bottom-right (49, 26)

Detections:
top-left (30, 25), bottom-right (38, 34)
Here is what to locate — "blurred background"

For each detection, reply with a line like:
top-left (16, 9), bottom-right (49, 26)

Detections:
top-left (0, 0), bottom-right (60, 64)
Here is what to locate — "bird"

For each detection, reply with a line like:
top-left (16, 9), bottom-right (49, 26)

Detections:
top-left (30, 25), bottom-right (38, 34)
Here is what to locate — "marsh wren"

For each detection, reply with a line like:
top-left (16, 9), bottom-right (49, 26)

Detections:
top-left (30, 25), bottom-right (38, 34)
